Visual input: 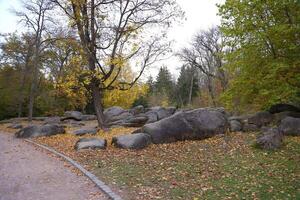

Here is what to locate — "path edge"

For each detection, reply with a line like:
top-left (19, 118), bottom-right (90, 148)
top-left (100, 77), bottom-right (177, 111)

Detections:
top-left (24, 139), bottom-right (123, 200)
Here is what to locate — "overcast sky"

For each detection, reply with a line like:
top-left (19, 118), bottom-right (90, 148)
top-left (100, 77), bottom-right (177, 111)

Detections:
top-left (0, 0), bottom-right (224, 78)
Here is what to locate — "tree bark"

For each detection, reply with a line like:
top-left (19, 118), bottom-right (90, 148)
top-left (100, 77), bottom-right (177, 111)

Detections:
top-left (188, 67), bottom-right (194, 106)
top-left (207, 77), bottom-right (216, 107)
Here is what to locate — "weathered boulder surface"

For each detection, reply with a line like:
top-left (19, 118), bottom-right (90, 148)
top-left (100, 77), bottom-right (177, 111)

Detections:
top-left (62, 111), bottom-right (83, 121)
top-left (273, 111), bottom-right (300, 124)
top-left (130, 105), bottom-right (145, 115)
top-left (81, 115), bottom-right (97, 121)
top-left (122, 116), bottom-right (149, 127)
top-left (75, 138), bottom-right (107, 150)
top-left (15, 124), bottom-right (65, 138)
top-left (279, 117), bottom-right (300, 136)
top-left (269, 103), bottom-right (300, 114)
top-left (256, 128), bottom-right (283, 150)
top-left (140, 108), bottom-right (228, 144)
top-left (229, 120), bottom-right (242, 132)
top-left (112, 133), bottom-right (152, 149)
top-left (247, 111), bottom-right (273, 127)
top-left (104, 106), bottom-right (127, 120)
top-left (145, 107), bottom-right (176, 122)
top-left (44, 117), bottom-right (61, 124)
top-left (71, 127), bottom-right (98, 136)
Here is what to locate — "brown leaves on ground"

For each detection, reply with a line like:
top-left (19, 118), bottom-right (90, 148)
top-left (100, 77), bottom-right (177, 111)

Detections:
top-left (2, 123), bottom-right (300, 200)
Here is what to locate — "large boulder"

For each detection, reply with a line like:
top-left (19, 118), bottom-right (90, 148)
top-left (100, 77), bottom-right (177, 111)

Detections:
top-left (269, 103), bottom-right (300, 114)
top-left (71, 127), bottom-right (98, 136)
top-left (229, 120), bottom-right (242, 132)
top-left (144, 107), bottom-right (177, 123)
top-left (44, 117), bottom-right (61, 124)
top-left (122, 116), bottom-right (149, 127)
top-left (106, 112), bottom-right (133, 123)
top-left (75, 138), bottom-right (107, 150)
top-left (273, 111), bottom-right (300, 124)
top-left (256, 128), bottom-right (283, 150)
top-left (15, 124), bottom-right (65, 138)
top-left (247, 111), bottom-right (273, 127)
top-left (144, 111), bottom-right (159, 123)
top-left (112, 133), bottom-right (152, 149)
top-left (279, 117), bottom-right (300, 136)
top-left (62, 111), bottom-right (83, 121)
top-left (104, 106), bottom-right (127, 120)
top-left (130, 105), bottom-right (145, 115)
top-left (81, 115), bottom-right (97, 121)
top-left (140, 108), bottom-right (228, 144)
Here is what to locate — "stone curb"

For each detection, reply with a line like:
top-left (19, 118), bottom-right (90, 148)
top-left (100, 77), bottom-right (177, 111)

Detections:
top-left (24, 139), bottom-right (122, 200)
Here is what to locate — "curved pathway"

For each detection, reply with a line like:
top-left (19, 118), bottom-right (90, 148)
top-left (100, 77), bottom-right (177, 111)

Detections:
top-left (0, 133), bottom-right (108, 200)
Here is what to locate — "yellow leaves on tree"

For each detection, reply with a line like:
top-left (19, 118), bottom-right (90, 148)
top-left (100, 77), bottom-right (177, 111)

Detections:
top-left (103, 83), bottom-right (148, 109)
top-left (103, 59), bottom-right (148, 108)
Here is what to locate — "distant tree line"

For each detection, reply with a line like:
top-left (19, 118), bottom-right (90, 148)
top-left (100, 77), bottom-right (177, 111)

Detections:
top-left (0, 0), bottom-right (299, 121)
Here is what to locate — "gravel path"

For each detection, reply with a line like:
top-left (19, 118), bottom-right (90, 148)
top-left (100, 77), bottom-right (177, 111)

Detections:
top-left (0, 132), bottom-right (108, 200)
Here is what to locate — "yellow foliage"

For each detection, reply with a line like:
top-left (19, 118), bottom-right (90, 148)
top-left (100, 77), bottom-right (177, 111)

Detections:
top-left (103, 83), bottom-right (148, 109)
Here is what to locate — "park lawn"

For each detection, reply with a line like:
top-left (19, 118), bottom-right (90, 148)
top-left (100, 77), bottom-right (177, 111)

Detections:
top-left (32, 128), bottom-right (300, 200)
top-left (3, 124), bottom-right (300, 200)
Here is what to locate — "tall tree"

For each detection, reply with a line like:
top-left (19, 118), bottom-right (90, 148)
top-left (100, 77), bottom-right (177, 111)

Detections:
top-left (178, 26), bottom-right (226, 107)
top-left (219, 0), bottom-right (300, 112)
top-left (176, 65), bottom-right (199, 107)
top-left (17, 0), bottom-right (55, 121)
top-left (52, 0), bottom-right (183, 128)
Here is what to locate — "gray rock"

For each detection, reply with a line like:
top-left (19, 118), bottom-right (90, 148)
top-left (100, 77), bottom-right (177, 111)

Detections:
top-left (81, 115), bottom-right (97, 121)
top-left (122, 116), bottom-right (149, 127)
top-left (112, 133), bottom-right (152, 149)
top-left (62, 111), bottom-right (83, 121)
top-left (144, 111), bottom-right (158, 123)
top-left (75, 138), bottom-right (107, 150)
top-left (140, 108), bottom-right (228, 144)
top-left (106, 112), bottom-right (133, 123)
top-left (229, 120), bottom-right (242, 132)
top-left (147, 106), bottom-right (176, 120)
top-left (243, 124), bottom-right (259, 132)
top-left (248, 111), bottom-right (273, 127)
top-left (273, 111), bottom-right (300, 124)
top-left (44, 117), bottom-right (61, 124)
top-left (279, 117), bottom-right (300, 136)
top-left (130, 105), bottom-right (145, 115)
top-left (15, 124), bottom-right (65, 138)
top-left (256, 128), bottom-right (283, 150)
top-left (7, 123), bottom-right (23, 129)
top-left (104, 106), bottom-right (127, 120)
top-left (72, 128), bottom-right (98, 136)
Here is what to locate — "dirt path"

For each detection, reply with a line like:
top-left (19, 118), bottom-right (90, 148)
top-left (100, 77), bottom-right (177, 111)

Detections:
top-left (0, 132), bottom-right (108, 200)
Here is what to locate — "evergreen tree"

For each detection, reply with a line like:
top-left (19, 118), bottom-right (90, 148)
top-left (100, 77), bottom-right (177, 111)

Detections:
top-left (176, 65), bottom-right (199, 107)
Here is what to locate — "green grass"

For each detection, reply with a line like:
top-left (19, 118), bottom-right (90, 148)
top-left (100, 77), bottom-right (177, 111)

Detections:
top-left (88, 133), bottom-right (300, 200)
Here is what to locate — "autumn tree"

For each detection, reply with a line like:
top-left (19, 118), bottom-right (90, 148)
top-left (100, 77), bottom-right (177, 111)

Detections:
top-left (178, 26), bottom-right (226, 107)
top-left (16, 0), bottom-right (55, 121)
top-left (52, 0), bottom-right (183, 128)
top-left (219, 0), bottom-right (300, 112)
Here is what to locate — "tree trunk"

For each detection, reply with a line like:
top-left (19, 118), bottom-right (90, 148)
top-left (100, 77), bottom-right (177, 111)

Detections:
top-left (28, 64), bottom-right (38, 121)
top-left (28, 40), bottom-right (40, 121)
top-left (88, 55), bottom-right (106, 129)
top-left (207, 77), bottom-right (216, 107)
top-left (91, 81), bottom-right (106, 129)
top-left (188, 67), bottom-right (194, 106)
